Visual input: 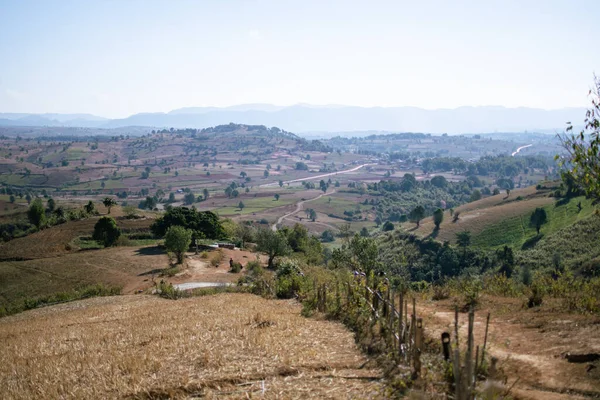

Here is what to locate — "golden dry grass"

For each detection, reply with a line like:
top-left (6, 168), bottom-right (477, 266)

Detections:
top-left (0, 294), bottom-right (383, 399)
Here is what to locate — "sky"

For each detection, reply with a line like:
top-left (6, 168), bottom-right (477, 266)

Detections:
top-left (0, 0), bottom-right (598, 118)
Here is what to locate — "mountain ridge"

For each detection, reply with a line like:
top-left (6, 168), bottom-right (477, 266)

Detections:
top-left (0, 105), bottom-right (585, 134)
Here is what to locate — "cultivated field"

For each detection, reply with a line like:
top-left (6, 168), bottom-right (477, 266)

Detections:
top-left (0, 294), bottom-right (383, 399)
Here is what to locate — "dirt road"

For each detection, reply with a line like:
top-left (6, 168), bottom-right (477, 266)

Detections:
top-left (272, 190), bottom-right (336, 231)
top-left (260, 163), bottom-right (372, 188)
top-left (417, 299), bottom-right (600, 399)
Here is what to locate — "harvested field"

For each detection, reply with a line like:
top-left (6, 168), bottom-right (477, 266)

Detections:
top-left (0, 294), bottom-right (384, 399)
top-left (0, 216), bottom-right (154, 260)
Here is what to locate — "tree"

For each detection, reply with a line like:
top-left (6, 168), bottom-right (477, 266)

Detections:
top-left (184, 192), bottom-right (195, 205)
top-left (263, 170), bottom-right (269, 178)
top-left (529, 207), bottom-right (548, 235)
top-left (238, 201), bottom-right (245, 210)
top-left (409, 205), bottom-right (425, 227)
top-left (102, 197), bottom-right (117, 214)
top-left (430, 175), bottom-right (448, 188)
top-left (382, 221), bottom-right (394, 231)
top-left (93, 216), bottom-right (121, 247)
top-left (456, 230), bottom-right (471, 256)
top-left (255, 228), bottom-right (291, 268)
top-left (360, 227), bottom-right (369, 237)
top-left (84, 200), bottom-right (95, 214)
top-left (497, 245), bottom-right (515, 278)
top-left (164, 225), bottom-right (192, 264)
top-left (321, 230), bottom-right (335, 242)
top-left (151, 207), bottom-right (224, 239)
top-left (557, 76), bottom-right (600, 201)
top-left (27, 198), bottom-right (46, 228)
top-left (47, 198), bottom-right (56, 212)
top-left (278, 180), bottom-right (284, 188)
top-left (433, 208), bottom-right (444, 229)
top-left (203, 188), bottom-right (209, 200)
top-left (25, 193), bottom-right (32, 204)
top-left (470, 189), bottom-right (482, 202)
top-left (9, 195), bottom-right (15, 203)
top-left (306, 208), bottom-right (317, 221)
top-left (274, 193), bottom-right (280, 201)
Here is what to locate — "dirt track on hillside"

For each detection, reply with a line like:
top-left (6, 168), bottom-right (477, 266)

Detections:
top-left (417, 298), bottom-right (600, 399)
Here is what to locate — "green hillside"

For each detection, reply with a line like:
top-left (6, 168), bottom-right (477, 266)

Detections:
top-left (472, 196), bottom-right (596, 249)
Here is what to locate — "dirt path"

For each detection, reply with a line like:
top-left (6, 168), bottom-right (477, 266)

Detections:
top-left (416, 300), bottom-right (600, 399)
top-left (260, 163), bottom-right (372, 188)
top-left (271, 190), bottom-right (335, 231)
top-left (512, 144), bottom-right (533, 156)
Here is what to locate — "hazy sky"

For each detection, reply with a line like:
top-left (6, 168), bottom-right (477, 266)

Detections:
top-left (0, 0), bottom-right (598, 118)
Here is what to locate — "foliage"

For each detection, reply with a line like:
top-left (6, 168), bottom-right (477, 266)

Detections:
top-left (433, 208), bottom-right (444, 229)
top-left (27, 198), bottom-right (46, 228)
top-left (557, 76), bottom-right (600, 201)
top-left (164, 225), bottom-right (192, 264)
top-left (456, 230), bottom-right (471, 248)
top-left (102, 197), bottom-right (117, 214)
top-left (92, 216), bottom-right (121, 247)
top-left (529, 207), bottom-right (548, 234)
top-left (84, 200), bottom-right (95, 214)
top-left (255, 228), bottom-right (291, 268)
top-left (151, 207), bottom-right (224, 240)
top-left (409, 205), bottom-right (425, 227)
top-left (382, 221), bottom-right (394, 231)
top-left (183, 192), bottom-right (195, 205)
top-left (0, 284), bottom-right (121, 318)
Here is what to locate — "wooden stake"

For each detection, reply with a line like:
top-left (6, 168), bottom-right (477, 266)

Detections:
top-left (481, 312), bottom-right (490, 367)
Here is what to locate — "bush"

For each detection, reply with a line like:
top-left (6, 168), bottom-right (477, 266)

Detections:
top-left (93, 216), bottom-right (121, 247)
top-left (157, 281), bottom-right (186, 299)
top-left (230, 262), bottom-right (242, 273)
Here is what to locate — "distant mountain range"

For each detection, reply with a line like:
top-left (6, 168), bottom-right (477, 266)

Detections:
top-left (0, 105), bottom-right (585, 135)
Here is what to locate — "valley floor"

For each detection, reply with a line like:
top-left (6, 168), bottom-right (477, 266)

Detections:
top-left (0, 293), bottom-right (384, 399)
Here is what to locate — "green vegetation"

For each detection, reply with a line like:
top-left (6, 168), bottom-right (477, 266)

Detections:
top-left (27, 198), bottom-right (46, 228)
top-left (151, 207), bottom-right (224, 240)
top-left (92, 216), bottom-right (121, 247)
top-left (0, 284), bottom-right (121, 318)
top-left (164, 225), bottom-right (192, 264)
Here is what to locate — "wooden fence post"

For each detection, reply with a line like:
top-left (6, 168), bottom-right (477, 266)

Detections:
top-left (466, 307), bottom-right (475, 395)
top-left (442, 332), bottom-right (451, 361)
top-left (412, 317), bottom-right (423, 379)
top-left (481, 312), bottom-right (490, 367)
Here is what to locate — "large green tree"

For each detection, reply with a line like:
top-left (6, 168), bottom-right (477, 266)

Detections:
top-left (558, 77), bottom-right (600, 201)
top-left (433, 208), bottom-right (444, 229)
top-left (529, 207), bottom-right (548, 235)
top-left (27, 198), bottom-right (46, 228)
top-left (164, 225), bottom-right (192, 264)
top-left (255, 228), bottom-right (291, 268)
top-left (151, 207), bottom-right (224, 240)
top-left (409, 205), bottom-right (425, 227)
top-left (93, 216), bottom-right (121, 247)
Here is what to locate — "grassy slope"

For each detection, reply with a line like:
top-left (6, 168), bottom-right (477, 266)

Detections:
top-left (405, 183), bottom-right (597, 249)
top-left (517, 212), bottom-right (600, 269)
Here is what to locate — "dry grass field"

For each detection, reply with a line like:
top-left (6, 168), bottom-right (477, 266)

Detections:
top-left (0, 294), bottom-right (383, 399)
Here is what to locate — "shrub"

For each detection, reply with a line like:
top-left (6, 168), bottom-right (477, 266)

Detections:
top-left (230, 262), bottom-right (242, 273)
top-left (93, 216), bottom-right (121, 247)
top-left (157, 281), bottom-right (186, 299)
